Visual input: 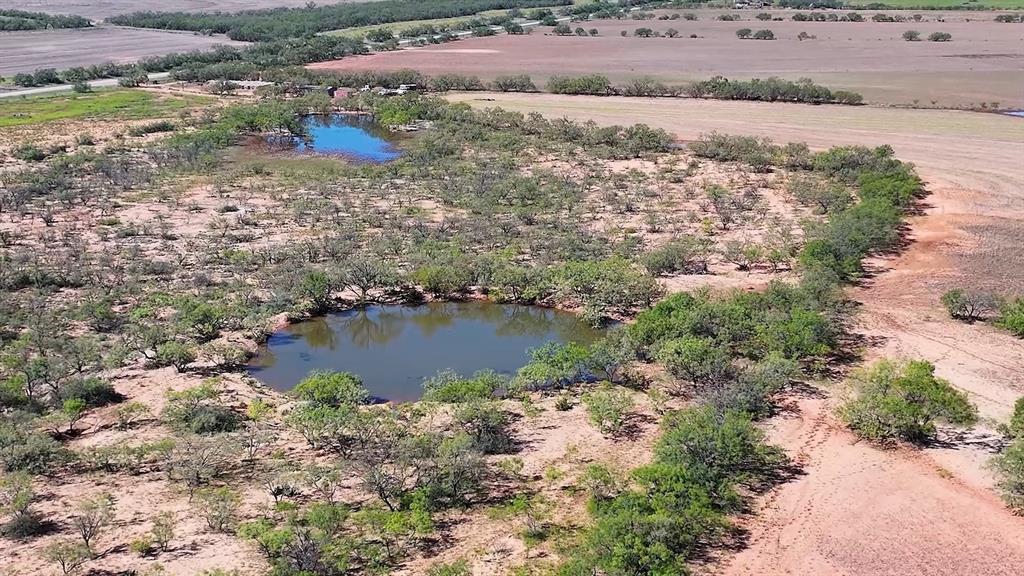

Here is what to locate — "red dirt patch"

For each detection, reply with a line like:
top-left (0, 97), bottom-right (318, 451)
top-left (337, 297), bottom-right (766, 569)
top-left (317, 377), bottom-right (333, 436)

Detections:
top-left (312, 11), bottom-right (1024, 107)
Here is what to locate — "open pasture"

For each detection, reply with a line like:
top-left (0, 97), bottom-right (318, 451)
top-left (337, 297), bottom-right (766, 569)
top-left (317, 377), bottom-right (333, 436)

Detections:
top-left (312, 9), bottom-right (1024, 107)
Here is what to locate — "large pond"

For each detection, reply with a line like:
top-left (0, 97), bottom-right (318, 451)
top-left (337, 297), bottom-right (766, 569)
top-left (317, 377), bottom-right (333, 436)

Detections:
top-left (265, 114), bottom-right (403, 162)
top-left (247, 302), bottom-right (603, 402)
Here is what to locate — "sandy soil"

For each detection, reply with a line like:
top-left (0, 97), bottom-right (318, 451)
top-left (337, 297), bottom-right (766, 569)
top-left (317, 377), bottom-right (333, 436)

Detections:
top-left (722, 394), bottom-right (1024, 576)
top-left (449, 92), bottom-right (1024, 574)
top-left (400, 391), bottom-right (665, 575)
top-left (0, 0), bottom-right (374, 20)
top-left (313, 10), bottom-right (1024, 108)
top-left (0, 25), bottom-right (246, 77)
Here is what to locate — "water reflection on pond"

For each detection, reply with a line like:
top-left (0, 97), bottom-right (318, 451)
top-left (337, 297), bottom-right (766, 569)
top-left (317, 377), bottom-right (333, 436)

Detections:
top-left (247, 302), bottom-right (603, 402)
top-left (264, 114), bottom-right (403, 162)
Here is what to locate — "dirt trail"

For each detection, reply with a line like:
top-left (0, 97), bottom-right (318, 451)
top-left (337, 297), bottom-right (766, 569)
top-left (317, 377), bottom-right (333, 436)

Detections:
top-left (449, 94), bottom-right (1024, 575)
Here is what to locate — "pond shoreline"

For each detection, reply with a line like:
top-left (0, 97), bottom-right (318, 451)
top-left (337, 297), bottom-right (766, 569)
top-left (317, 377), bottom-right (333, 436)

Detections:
top-left (263, 286), bottom-right (612, 341)
top-left (249, 294), bottom-right (605, 402)
top-left (253, 111), bottom-right (406, 161)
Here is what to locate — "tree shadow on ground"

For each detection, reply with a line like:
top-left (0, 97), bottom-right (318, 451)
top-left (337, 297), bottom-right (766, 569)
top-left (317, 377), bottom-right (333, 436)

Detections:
top-left (612, 411), bottom-right (659, 442)
top-left (771, 380), bottom-right (828, 420)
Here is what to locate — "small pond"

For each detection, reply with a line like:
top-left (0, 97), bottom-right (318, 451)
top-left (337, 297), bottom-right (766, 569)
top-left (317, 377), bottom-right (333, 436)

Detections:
top-left (265, 113), bottom-right (403, 162)
top-left (247, 302), bottom-right (603, 403)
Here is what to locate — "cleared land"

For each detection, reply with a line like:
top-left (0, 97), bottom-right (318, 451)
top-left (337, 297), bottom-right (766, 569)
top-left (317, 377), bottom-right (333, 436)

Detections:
top-left (0, 0), bottom-right (375, 20)
top-left (313, 9), bottom-right (1024, 107)
top-left (0, 25), bottom-right (244, 77)
top-left (450, 91), bottom-right (1024, 574)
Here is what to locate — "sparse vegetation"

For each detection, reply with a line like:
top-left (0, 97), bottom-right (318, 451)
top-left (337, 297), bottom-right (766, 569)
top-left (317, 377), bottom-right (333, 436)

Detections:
top-left (583, 384), bottom-right (634, 436)
top-left (992, 439), bottom-right (1024, 513)
top-left (1, 35), bottom-right (999, 574)
top-left (941, 289), bottom-right (998, 322)
top-left (996, 298), bottom-right (1024, 337)
top-left (72, 493), bottom-right (114, 554)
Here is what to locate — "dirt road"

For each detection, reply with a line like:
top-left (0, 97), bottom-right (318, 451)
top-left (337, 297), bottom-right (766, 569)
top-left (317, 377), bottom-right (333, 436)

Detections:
top-left (723, 395), bottom-right (1024, 576)
top-left (450, 92), bottom-right (1024, 575)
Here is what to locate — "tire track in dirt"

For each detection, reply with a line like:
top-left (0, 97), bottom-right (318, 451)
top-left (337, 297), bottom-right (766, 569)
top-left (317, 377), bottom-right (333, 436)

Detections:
top-left (722, 395), bottom-right (1024, 576)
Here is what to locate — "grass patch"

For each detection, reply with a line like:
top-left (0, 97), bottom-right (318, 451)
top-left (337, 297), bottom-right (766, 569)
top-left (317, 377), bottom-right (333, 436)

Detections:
top-left (227, 149), bottom-right (352, 180)
top-left (0, 90), bottom-right (212, 128)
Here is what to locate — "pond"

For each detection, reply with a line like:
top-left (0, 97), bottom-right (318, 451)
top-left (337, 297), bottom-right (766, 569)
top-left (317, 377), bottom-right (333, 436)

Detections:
top-left (265, 113), bottom-right (403, 162)
top-left (247, 302), bottom-right (603, 403)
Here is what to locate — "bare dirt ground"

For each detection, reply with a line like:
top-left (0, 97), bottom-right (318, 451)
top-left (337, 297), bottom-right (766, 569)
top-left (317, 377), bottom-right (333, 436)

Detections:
top-left (450, 92), bottom-right (1024, 575)
top-left (0, 0), bottom-right (371, 20)
top-left (313, 9), bottom-right (1024, 108)
top-left (722, 394), bottom-right (1024, 576)
top-left (0, 26), bottom-right (245, 77)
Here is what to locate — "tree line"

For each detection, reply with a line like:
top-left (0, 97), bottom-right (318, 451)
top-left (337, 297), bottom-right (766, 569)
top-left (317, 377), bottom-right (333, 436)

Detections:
top-left (0, 9), bottom-right (90, 31)
top-left (543, 73), bottom-right (864, 105)
top-left (106, 0), bottom-right (573, 42)
top-left (257, 70), bottom-right (864, 107)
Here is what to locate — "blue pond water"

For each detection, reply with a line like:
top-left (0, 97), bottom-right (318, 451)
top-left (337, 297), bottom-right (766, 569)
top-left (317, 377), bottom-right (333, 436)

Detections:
top-left (269, 114), bottom-right (403, 162)
top-left (247, 302), bottom-right (602, 403)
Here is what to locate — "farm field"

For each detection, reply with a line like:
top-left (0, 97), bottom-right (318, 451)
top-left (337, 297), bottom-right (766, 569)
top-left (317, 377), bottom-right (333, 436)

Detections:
top-left (312, 9), bottom-right (1024, 108)
top-left (0, 25), bottom-right (245, 77)
top-left (0, 0), bottom-right (377, 20)
top-left (323, 0), bottom-right (586, 37)
top-left (450, 90), bottom-right (1024, 574)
